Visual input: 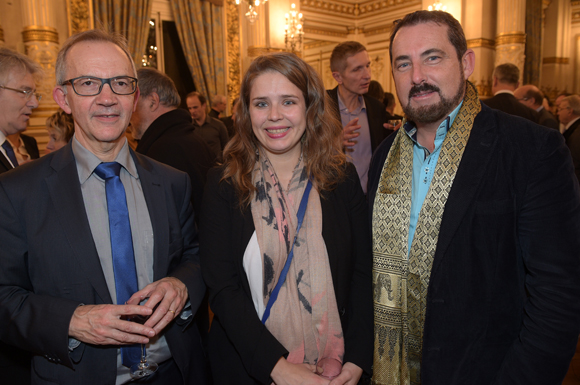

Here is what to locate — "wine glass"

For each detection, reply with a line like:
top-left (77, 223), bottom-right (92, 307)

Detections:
top-left (129, 314), bottom-right (158, 379)
top-left (316, 357), bottom-right (342, 380)
top-left (388, 119), bottom-right (402, 130)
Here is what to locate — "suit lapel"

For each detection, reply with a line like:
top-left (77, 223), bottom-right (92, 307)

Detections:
top-left (132, 151), bottom-right (169, 281)
top-left (45, 144), bottom-right (112, 303)
top-left (430, 105), bottom-right (498, 276)
top-left (0, 151), bottom-right (13, 172)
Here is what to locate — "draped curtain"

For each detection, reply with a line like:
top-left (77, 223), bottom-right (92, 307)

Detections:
top-left (524, 0), bottom-right (542, 85)
top-left (169, 0), bottom-right (226, 100)
top-left (93, 0), bottom-right (154, 66)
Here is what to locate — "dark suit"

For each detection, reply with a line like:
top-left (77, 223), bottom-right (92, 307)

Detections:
top-left (537, 106), bottom-right (559, 130)
top-left (564, 118), bottom-right (580, 182)
top-left (0, 133), bottom-right (39, 175)
top-left (0, 142), bottom-right (208, 385)
top-left (483, 92), bottom-right (540, 123)
top-left (136, 108), bottom-right (216, 222)
top-left (327, 86), bottom-right (392, 152)
top-left (0, 132), bottom-right (40, 384)
top-left (200, 163), bottom-right (373, 384)
top-left (208, 108), bottom-right (220, 119)
top-left (368, 104), bottom-right (580, 384)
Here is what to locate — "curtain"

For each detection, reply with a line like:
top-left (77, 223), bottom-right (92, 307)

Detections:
top-left (169, 0), bottom-right (226, 100)
top-left (524, 0), bottom-right (542, 85)
top-left (93, 0), bottom-right (154, 65)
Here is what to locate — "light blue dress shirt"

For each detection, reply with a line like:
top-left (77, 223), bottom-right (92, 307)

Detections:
top-left (404, 102), bottom-right (463, 254)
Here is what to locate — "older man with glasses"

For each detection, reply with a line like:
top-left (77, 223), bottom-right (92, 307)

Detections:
top-left (0, 48), bottom-right (43, 175)
top-left (0, 30), bottom-right (209, 385)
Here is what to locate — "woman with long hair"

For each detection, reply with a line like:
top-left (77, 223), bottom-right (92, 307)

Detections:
top-left (200, 52), bottom-right (372, 385)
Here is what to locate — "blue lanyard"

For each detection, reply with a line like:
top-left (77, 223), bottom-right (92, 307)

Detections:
top-left (261, 179), bottom-right (313, 324)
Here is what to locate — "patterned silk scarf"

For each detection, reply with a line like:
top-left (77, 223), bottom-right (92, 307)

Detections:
top-left (371, 82), bottom-right (481, 385)
top-left (250, 148), bottom-right (345, 366)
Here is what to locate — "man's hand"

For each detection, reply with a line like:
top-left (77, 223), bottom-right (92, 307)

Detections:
top-left (329, 362), bottom-right (363, 385)
top-left (343, 118), bottom-right (361, 148)
top-left (68, 304), bottom-right (154, 345)
top-left (126, 277), bottom-right (189, 333)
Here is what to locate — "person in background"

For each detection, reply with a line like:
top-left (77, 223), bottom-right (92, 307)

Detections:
top-left (383, 92), bottom-right (403, 121)
top-left (366, 80), bottom-right (385, 101)
top-left (327, 41), bottom-right (391, 193)
top-left (220, 97), bottom-right (239, 139)
top-left (209, 94), bottom-right (227, 119)
top-left (513, 84), bottom-right (559, 130)
top-left (0, 44), bottom-right (42, 385)
top-left (558, 95), bottom-right (580, 182)
top-left (45, 109), bottom-right (75, 153)
top-left (186, 91), bottom-right (229, 162)
top-left (200, 52), bottom-right (373, 385)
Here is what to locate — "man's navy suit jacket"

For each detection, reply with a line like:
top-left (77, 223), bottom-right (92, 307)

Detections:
top-left (368, 103), bottom-right (580, 385)
top-left (0, 142), bottom-right (207, 384)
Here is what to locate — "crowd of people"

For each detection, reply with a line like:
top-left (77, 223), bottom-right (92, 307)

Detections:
top-left (0, 9), bottom-right (579, 385)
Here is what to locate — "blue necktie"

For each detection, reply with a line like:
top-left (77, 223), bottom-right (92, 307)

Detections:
top-left (94, 162), bottom-right (141, 367)
top-left (2, 140), bottom-right (19, 167)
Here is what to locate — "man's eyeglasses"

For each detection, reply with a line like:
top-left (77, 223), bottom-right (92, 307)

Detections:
top-left (0, 85), bottom-right (42, 101)
top-left (62, 76), bottom-right (138, 96)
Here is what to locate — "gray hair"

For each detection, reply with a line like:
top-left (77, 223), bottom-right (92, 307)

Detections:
top-left (563, 95), bottom-right (580, 116)
top-left (136, 68), bottom-right (180, 108)
top-left (0, 47), bottom-right (43, 85)
top-left (55, 29), bottom-right (136, 86)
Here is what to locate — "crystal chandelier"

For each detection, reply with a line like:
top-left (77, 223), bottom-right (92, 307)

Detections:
top-left (428, 1), bottom-right (447, 11)
top-left (284, 3), bottom-right (303, 53)
top-left (235, 0), bottom-right (268, 23)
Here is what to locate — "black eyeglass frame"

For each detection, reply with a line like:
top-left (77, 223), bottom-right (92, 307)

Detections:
top-left (62, 76), bottom-right (138, 96)
top-left (0, 85), bottom-right (42, 101)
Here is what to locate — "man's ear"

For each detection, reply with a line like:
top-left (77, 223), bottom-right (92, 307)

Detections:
top-left (461, 49), bottom-right (475, 80)
top-left (332, 71), bottom-right (343, 85)
top-left (149, 92), bottom-right (161, 112)
top-left (53, 86), bottom-right (72, 114)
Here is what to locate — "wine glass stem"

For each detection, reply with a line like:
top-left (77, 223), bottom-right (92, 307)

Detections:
top-left (141, 344), bottom-right (147, 364)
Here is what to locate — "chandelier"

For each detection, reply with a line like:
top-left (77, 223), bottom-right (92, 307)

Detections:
top-left (235, 0), bottom-right (268, 23)
top-left (284, 3), bottom-right (303, 53)
top-left (427, 1), bottom-right (447, 11)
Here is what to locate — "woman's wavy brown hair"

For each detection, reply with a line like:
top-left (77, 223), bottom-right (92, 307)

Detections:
top-left (222, 52), bottom-right (346, 207)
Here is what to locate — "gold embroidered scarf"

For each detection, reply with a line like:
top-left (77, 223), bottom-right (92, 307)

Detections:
top-left (371, 82), bottom-right (481, 385)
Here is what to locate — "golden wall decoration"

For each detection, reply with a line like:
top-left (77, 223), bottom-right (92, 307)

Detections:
top-left (67, 0), bottom-right (94, 36)
top-left (543, 57), bottom-right (570, 64)
top-left (247, 46), bottom-right (286, 57)
top-left (22, 26), bottom-right (59, 45)
top-left (300, 0), bottom-right (419, 17)
top-left (303, 27), bottom-right (348, 38)
top-left (495, 32), bottom-right (526, 46)
top-left (226, 0), bottom-right (241, 106)
top-left (467, 38), bottom-right (495, 50)
top-left (0, 26), bottom-right (4, 43)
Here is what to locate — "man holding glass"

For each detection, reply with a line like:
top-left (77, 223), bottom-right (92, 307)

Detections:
top-left (0, 29), bottom-right (207, 384)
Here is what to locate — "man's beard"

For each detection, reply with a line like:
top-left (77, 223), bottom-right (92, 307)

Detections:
top-left (402, 74), bottom-right (466, 124)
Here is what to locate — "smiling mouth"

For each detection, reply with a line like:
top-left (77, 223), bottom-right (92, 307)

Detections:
top-left (266, 127), bottom-right (289, 134)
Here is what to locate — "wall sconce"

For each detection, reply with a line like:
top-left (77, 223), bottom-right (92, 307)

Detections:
top-left (235, 0), bottom-right (268, 23)
top-left (284, 3), bottom-right (303, 53)
top-left (427, 1), bottom-right (447, 11)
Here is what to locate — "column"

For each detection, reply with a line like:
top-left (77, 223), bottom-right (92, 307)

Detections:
top-left (495, 0), bottom-right (526, 85)
top-left (541, 0), bottom-right (571, 97)
top-left (22, 0), bottom-right (60, 108)
top-left (463, 0), bottom-right (497, 98)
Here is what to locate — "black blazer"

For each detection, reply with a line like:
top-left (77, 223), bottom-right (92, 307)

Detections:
top-left (327, 86), bottom-right (391, 152)
top-left (136, 108), bottom-right (216, 222)
top-left (368, 103), bottom-right (580, 385)
top-left (537, 107), bottom-right (559, 130)
top-left (0, 133), bottom-right (39, 175)
top-left (200, 163), bottom-right (373, 384)
top-left (482, 92), bottom-right (540, 123)
top-left (564, 118), bottom-right (580, 182)
top-left (0, 143), bottom-right (208, 385)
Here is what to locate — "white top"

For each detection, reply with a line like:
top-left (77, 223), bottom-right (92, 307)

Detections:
top-left (243, 231), bottom-right (266, 319)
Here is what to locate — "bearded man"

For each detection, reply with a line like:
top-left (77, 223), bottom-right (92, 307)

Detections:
top-left (367, 10), bottom-right (580, 385)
